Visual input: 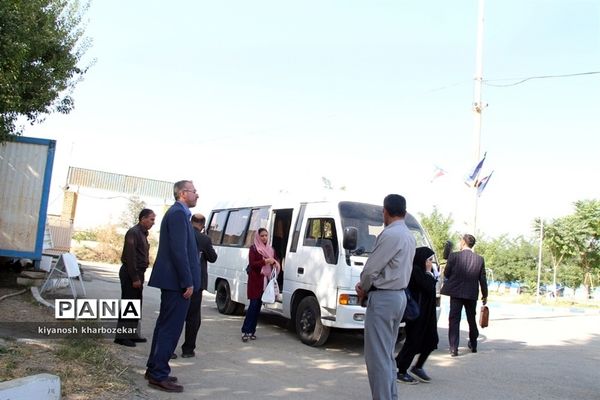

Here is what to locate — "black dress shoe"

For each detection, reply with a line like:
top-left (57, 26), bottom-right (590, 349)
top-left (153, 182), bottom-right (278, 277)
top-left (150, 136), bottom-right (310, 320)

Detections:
top-left (145, 371), bottom-right (177, 382)
top-left (114, 338), bottom-right (136, 347)
top-left (468, 341), bottom-right (478, 353)
top-left (131, 337), bottom-right (147, 343)
top-left (450, 349), bottom-right (459, 357)
top-left (148, 378), bottom-right (183, 393)
top-left (181, 351), bottom-right (195, 358)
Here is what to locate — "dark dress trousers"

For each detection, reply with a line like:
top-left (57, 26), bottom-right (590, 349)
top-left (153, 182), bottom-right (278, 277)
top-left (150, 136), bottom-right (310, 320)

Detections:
top-left (441, 249), bottom-right (488, 352)
top-left (182, 229), bottom-right (217, 354)
top-left (145, 201), bottom-right (200, 381)
top-left (115, 224), bottom-right (149, 340)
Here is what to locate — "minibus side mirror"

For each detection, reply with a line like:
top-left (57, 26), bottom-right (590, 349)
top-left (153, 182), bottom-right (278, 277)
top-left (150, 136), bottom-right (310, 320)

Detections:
top-left (343, 227), bottom-right (358, 250)
top-left (442, 240), bottom-right (453, 260)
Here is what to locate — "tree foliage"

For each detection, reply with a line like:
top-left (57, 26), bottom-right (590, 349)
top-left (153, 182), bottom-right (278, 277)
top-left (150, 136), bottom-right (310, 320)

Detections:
top-left (419, 201), bottom-right (600, 295)
top-left (418, 206), bottom-right (455, 260)
top-left (476, 235), bottom-right (540, 286)
top-left (0, 0), bottom-right (91, 141)
top-left (120, 196), bottom-right (147, 229)
top-left (570, 200), bottom-right (600, 296)
top-left (540, 200), bottom-right (600, 296)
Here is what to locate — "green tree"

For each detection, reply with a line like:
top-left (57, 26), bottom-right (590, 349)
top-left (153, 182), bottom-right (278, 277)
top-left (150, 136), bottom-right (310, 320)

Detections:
top-left (120, 196), bottom-right (147, 229)
top-left (570, 200), bottom-right (600, 297)
top-left (540, 199), bottom-right (600, 297)
top-left (0, 0), bottom-right (91, 141)
top-left (476, 235), bottom-right (538, 286)
top-left (418, 206), bottom-right (454, 259)
top-left (543, 215), bottom-right (584, 296)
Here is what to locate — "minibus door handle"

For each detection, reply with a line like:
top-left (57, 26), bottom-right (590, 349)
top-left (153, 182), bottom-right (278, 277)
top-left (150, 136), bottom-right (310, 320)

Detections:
top-left (297, 267), bottom-right (304, 275)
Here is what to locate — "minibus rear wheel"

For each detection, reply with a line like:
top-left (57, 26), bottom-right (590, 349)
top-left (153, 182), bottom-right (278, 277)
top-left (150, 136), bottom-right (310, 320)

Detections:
top-left (295, 296), bottom-right (330, 346)
top-left (216, 280), bottom-right (237, 315)
top-left (234, 302), bottom-right (246, 315)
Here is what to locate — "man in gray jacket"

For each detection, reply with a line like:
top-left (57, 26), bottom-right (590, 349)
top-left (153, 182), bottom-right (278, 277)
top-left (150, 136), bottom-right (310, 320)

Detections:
top-left (355, 194), bottom-right (416, 400)
top-left (441, 234), bottom-right (488, 356)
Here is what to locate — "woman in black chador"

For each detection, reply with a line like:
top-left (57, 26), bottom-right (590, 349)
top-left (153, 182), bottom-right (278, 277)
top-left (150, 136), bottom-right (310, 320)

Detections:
top-left (396, 246), bottom-right (439, 384)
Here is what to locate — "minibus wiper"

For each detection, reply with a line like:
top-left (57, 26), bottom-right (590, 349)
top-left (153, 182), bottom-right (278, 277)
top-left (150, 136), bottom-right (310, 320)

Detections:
top-left (352, 247), bottom-right (365, 256)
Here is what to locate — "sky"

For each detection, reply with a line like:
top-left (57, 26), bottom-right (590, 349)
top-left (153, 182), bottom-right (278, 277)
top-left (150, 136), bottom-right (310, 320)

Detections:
top-left (24, 0), bottom-right (600, 239)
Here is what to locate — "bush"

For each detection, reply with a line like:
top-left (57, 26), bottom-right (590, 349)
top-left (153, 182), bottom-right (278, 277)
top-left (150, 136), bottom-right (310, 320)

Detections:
top-left (72, 224), bottom-right (158, 265)
top-left (72, 225), bottom-right (123, 264)
top-left (72, 229), bottom-right (99, 242)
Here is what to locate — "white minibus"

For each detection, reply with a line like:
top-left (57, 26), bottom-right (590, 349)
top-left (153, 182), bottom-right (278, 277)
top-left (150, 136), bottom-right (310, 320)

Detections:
top-left (205, 199), bottom-right (440, 346)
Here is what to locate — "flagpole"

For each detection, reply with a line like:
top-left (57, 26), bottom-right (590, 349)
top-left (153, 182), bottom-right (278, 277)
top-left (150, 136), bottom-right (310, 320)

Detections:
top-left (472, 0), bottom-right (486, 233)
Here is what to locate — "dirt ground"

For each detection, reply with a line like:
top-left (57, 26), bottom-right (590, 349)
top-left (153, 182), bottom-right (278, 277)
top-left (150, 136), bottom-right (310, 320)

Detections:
top-left (0, 273), bottom-right (137, 400)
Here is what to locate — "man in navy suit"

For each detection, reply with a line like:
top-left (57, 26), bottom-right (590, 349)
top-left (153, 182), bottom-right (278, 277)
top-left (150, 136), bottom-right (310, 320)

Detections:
top-left (440, 234), bottom-right (488, 357)
top-left (145, 180), bottom-right (200, 393)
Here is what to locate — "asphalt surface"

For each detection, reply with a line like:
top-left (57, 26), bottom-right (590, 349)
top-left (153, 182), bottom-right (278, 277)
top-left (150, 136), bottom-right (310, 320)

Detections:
top-left (62, 263), bottom-right (600, 400)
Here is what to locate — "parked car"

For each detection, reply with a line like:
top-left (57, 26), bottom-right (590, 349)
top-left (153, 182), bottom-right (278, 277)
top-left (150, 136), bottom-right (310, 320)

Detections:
top-left (539, 284), bottom-right (565, 297)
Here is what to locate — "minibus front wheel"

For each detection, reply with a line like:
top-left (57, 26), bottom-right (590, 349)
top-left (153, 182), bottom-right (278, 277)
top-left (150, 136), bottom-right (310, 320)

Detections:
top-left (216, 280), bottom-right (237, 315)
top-left (295, 296), bottom-right (330, 346)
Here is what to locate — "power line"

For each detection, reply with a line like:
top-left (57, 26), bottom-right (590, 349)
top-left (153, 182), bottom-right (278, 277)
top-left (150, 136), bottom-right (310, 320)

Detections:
top-left (483, 71), bottom-right (600, 87)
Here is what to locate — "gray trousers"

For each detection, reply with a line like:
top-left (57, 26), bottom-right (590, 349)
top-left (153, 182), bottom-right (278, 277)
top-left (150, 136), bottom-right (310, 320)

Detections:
top-left (364, 289), bottom-right (406, 400)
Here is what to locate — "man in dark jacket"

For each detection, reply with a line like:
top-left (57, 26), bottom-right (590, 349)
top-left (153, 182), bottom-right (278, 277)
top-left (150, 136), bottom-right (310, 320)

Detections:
top-left (114, 208), bottom-right (155, 347)
top-left (180, 213), bottom-right (218, 358)
top-left (440, 234), bottom-right (488, 356)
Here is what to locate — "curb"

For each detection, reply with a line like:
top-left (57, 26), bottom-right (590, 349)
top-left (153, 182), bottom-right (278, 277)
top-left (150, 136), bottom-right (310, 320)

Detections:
top-left (30, 287), bottom-right (54, 309)
top-left (0, 373), bottom-right (60, 400)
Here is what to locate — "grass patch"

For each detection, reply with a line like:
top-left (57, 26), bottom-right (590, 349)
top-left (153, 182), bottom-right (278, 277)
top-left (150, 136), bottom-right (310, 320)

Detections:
top-left (0, 338), bottom-right (133, 399)
top-left (57, 337), bottom-right (117, 366)
top-left (0, 299), bottom-right (135, 400)
top-left (489, 292), bottom-right (600, 308)
top-left (0, 272), bottom-right (140, 399)
top-left (56, 338), bottom-right (132, 398)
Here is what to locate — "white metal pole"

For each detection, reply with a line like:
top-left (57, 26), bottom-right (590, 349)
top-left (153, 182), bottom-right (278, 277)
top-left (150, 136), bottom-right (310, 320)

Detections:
top-left (536, 219), bottom-right (544, 303)
top-left (472, 0), bottom-right (485, 233)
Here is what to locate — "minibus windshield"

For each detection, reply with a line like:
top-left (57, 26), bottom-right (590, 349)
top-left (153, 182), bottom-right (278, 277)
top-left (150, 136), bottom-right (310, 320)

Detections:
top-left (339, 201), bottom-right (429, 254)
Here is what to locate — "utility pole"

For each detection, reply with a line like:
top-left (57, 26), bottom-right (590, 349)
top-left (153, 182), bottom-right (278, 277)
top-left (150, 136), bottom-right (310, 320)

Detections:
top-left (472, 0), bottom-right (486, 233)
top-left (536, 218), bottom-right (544, 303)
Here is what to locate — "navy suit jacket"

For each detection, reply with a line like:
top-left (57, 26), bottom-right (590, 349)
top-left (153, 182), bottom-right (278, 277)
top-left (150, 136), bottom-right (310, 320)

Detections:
top-left (148, 201), bottom-right (200, 292)
top-left (440, 249), bottom-right (488, 300)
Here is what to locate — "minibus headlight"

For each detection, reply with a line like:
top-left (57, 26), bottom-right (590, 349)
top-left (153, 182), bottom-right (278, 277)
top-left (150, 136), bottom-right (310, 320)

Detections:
top-left (339, 294), bottom-right (360, 306)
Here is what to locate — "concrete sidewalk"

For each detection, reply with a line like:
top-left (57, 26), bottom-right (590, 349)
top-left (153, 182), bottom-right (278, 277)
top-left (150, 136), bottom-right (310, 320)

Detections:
top-left (72, 262), bottom-right (224, 399)
top-left (33, 263), bottom-right (600, 400)
top-left (34, 262), bottom-right (170, 399)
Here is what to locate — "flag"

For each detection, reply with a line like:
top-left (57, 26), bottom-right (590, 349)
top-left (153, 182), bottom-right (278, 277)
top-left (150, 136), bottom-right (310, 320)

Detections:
top-left (464, 152), bottom-right (487, 187)
top-left (430, 165), bottom-right (447, 183)
top-left (476, 170), bottom-right (494, 197)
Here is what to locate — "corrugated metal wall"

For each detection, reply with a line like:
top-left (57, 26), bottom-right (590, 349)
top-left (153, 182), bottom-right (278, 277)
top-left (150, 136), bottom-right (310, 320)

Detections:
top-left (67, 167), bottom-right (173, 200)
top-left (46, 214), bottom-right (73, 255)
top-left (0, 141), bottom-right (48, 252)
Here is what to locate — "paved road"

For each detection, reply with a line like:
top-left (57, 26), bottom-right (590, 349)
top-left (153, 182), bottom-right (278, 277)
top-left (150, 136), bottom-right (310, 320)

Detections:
top-left (80, 263), bottom-right (600, 400)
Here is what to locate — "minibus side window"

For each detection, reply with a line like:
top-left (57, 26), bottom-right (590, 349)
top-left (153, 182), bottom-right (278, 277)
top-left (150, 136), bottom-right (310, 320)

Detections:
top-left (303, 218), bottom-right (339, 264)
top-left (244, 207), bottom-right (269, 248)
top-left (289, 204), bottom-right (306, 252)
top-left (208, 211), bottom-right (228, 245)
top-left (222, 209), bottom-right (252, 246)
